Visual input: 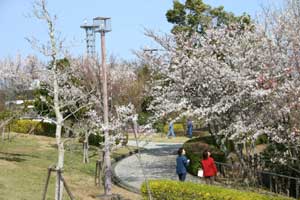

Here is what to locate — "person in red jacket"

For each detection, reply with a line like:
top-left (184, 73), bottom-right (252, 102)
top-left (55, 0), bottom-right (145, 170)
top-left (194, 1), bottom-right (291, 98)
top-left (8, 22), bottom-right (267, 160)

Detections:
top-left (201, 149), bottom-right (217, 184)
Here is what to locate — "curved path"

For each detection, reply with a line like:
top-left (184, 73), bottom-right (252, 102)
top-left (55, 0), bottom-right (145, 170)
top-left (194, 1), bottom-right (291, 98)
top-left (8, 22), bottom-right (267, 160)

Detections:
top-left (114, 140), bottom-right (203, 191)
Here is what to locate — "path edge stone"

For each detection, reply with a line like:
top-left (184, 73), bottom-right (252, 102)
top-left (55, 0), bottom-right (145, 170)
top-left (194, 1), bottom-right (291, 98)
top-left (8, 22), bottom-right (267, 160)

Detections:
top-left (112, 148), bottom-right (142, 194)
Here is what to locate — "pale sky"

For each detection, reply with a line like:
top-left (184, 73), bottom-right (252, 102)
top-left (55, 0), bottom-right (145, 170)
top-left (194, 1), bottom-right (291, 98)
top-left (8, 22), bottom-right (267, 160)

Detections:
top-left (0, 0), bottom-right (282, 60)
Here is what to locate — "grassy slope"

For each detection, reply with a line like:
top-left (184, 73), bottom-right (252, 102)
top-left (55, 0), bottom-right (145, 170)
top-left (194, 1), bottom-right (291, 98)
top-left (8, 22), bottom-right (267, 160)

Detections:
top-left (0, 134), bottom-right (141, 200)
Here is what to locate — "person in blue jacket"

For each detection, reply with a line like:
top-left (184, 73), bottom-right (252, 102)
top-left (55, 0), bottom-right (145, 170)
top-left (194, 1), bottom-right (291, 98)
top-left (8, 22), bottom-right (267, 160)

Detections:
top-left (176, 147), bottom-right (190, 181)
top-left (167, 120), bottom-right (176, 138)
top-left (187, 118), bottom-right (193, 138)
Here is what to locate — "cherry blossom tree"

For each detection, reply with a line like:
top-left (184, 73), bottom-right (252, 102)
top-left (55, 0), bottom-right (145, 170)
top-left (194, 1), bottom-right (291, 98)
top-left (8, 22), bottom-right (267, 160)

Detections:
top-left (141, 0), bottom-right (300, 178)
top-left (138, 20), bottom-right (287, 178)
top-left (0, 55), bottom-right (41, 141)
top-left (254, 0), bottom-right (300, 173)
top-left (80, 56), bottom-right (151, 194)
top-left (28, 1), bottom-right (95, 199)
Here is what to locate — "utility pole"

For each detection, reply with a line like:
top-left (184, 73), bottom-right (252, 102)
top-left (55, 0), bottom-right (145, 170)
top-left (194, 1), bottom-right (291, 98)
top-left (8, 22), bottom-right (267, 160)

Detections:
top-left (93, 16), bottom-right (112, 196)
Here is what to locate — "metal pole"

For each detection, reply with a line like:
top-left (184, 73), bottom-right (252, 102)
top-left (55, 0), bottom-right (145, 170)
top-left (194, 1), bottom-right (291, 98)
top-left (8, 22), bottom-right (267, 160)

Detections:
top-left (101, 31), bottom-right (112, 195)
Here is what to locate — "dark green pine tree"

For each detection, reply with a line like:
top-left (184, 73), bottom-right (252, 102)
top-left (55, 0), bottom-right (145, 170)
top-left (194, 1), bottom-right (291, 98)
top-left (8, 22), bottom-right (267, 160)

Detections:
top-left (166, 0), bottom-right (251, 34)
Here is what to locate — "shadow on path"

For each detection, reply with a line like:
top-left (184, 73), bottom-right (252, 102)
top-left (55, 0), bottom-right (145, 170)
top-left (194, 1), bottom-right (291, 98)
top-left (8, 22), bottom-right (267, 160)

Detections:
top-left (114, 141), bottom-right (203, 191)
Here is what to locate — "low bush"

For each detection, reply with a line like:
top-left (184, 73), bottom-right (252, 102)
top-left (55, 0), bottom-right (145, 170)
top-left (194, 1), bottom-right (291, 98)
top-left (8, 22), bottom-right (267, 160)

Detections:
top-left (88, 134), bottom-right (104, 146)
top-left (9, 119), bottom-right (56, 137)
top-left (153, 121), bottom-right (165, 133)
top-left (163, 123), bottom-right (185, 135)
top-left (163, 123), bottom-right (208, 137)
top-left (183, 136), bottom-right (226, 175)
top-left (255, 134), bottom-right (269, 145)
top-left (141, 180), bottom-right (292, 200)
top-left (138, 112), bottom-right (151, 125)
top-left (80, 132), bottom-right (128, 147)
top-left (115, 132), bottom-right (129, 146)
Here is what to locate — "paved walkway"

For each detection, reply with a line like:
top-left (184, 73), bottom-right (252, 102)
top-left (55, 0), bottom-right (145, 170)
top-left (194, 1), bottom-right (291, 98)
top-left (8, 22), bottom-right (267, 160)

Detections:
top-left (114, 140), bottom-right (203, 191)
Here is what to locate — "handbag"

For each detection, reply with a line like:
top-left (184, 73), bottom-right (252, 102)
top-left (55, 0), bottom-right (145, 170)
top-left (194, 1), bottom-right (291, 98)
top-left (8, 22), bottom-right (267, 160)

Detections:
top-left (197, 169), bottom-right (203, 177)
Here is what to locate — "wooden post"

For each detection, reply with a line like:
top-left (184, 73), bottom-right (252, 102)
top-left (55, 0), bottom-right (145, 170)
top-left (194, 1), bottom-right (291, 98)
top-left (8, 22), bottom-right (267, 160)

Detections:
top-left (60, 172), bottom-right (75, 200)
top-left (100, 30), bottom-right (112, 195)
top-left (42, 167), bottom-right (52, 200)
top-left (42, 167), bottom-right (75, 200)
top-left (287, 178), bottom-right (291, 197)
top-left (257, 171), bottom-right (262, 188)
top-left (57, 169), bottom-right (61, 200)
top-left (274, 177), bottom-right (278, 194)
top-left (1, 126), bottom-right (5, 142)
top-left (99, 160), bottom-right (103, 186)
top-left (95, 161), bottom-right (99, 186)
top-left (296, 179), bottom-right (300, 199)
top-left (8, 123), bottom-right (10, 141)
top-left (95, 160), bottom-right (103, 187)
top-left (269, 175), bottom-right (273, 192)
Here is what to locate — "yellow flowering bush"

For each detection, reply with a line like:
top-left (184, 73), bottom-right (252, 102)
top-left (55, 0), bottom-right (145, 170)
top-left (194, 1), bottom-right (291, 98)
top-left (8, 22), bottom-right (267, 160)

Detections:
top-left (141, 180), bottom-right (292, 200)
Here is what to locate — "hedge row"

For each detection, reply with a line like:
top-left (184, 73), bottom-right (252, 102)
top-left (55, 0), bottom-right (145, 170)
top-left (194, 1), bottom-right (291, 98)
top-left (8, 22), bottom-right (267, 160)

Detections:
top-left (141, 180), bottom-right (292, 200)
top-left (85, 133), bottom-right (128, 147)
top-left (163, 123), bottom-right (185, 135)
top-left (8, 119), bottom-right (56, 137)
top-left (183, 136), bottom-right (226, 175)
top-left (9, 119), bottom-right (129, 146)
top-left (163, 123), bottom-right (208, 137)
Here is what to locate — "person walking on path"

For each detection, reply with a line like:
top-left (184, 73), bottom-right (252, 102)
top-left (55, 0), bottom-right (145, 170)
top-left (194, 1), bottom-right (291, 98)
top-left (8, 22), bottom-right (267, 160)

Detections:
top-left (201, 150), bottom-right (217, 184)
top-left (167, 120), bottom-right (176, 138)
top-left (187, 118), bottom-right (193, 138)
top-left (176, 147), bottom-right (190, 181)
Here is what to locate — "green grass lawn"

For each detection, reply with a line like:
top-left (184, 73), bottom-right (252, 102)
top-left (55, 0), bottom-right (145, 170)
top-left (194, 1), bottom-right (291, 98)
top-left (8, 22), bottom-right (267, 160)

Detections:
top-left (0, 133), bottom-right (141, 200)
top-left (128, 132), bottom-right (208, 144)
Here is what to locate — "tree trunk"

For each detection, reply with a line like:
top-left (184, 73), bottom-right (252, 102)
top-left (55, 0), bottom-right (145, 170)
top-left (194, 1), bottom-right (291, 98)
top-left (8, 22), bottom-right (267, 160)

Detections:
top-left (234, 142), bottom-right (249, 183)
top-left (83, 131), bottom-right (90, 163)
top-left (2, 126), bottom-right (5, 142)
top-left (98, 147), bottom-right (104, 186)
top-left (56, 125), bottom-right (64, 200)
top-left (53, 69), bottom-right (64, 200)
top-left (8, 124), bottom-right (10, 141)
top-left (0, 116), bottom-right (14, 142)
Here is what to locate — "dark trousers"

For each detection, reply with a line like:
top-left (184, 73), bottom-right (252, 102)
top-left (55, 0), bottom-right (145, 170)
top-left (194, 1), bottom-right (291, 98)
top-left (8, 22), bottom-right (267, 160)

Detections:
top-left (178, 173), bottom-right (186, 181)
top-left (204, 176), bottom-right (214, 184)
top-left (187, 128), bottom-right (192, 138)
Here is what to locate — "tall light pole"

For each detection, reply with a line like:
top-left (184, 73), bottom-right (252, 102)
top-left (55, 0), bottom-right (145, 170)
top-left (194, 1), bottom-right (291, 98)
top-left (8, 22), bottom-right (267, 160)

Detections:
top-left (80, 19), bottom-right (97, 57)
top-left (93, 16), bottom-right (112, 196)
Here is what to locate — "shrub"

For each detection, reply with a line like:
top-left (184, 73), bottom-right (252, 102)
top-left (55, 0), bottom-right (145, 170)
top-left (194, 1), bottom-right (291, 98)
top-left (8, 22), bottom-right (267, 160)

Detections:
top-left (121, 132), bottom-right (129, 146)
top-left (163, 122), bottom-right (208, 137)
top-left (0, 110), bottom-right (13, 120)
top-left (141, 180), bottom-right (292, 200)
top-left (255, 134), bottom-right (269, 145)
top-left (88, 134), bottom-right (104, 146)
top-left (163, 123), bottom-right (185, 135)
top-left (9, 119), bottom-right (56, 137)
top-left (153, 121), bottom-right (165, 133)
top-left (115, 132), bottom-right (129, 146)
top-left (138, 112), bottom-right (151, 125)
top-left (260, 143), bottom-right (297, 176)
top-left (80, 132), bottom-right (128, 147)
top-left (183, 136), bottom-right (226, 175)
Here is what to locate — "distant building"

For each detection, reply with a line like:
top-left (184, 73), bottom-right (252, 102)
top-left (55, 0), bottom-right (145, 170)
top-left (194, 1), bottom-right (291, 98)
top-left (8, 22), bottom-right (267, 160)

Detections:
top-left (5, 100), bottom-right (24, 106)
